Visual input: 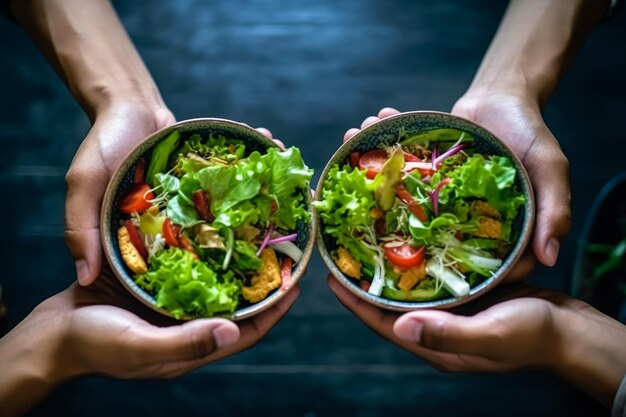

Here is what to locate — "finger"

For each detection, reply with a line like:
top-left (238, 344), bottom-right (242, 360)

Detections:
top-left (527, 148), bottom-right (571, 266)
top-left (138, 318), bottom-right (240, 364)
top-left (408, 345), bottom-right (505, 373)
top-left (65, 166), bottom-right (106, 286)
top-left (256, 127), bottom-right (273, 139)
top-left (393, 310), bottom-right (501, 356)
top-left (218, 285), bottom-right (301, 357)
top-left (272, 139), bottom-right (286, 150)
top-left (360, 116), bottom-right (380, 129)
top-left (344, 128), bottom-right (361, 143)
top-left (377, 107), bottom-right (400, 119)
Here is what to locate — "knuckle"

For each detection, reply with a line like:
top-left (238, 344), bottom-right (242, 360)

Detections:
top-left (421, 321), bottom-right (447, 352)
top-left (186, 330), bottom-right (217, 359)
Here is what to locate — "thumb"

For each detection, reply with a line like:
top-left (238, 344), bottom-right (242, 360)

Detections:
top-left (141, 319), bottom-right (240, 363)
top-left (393, 310), bottom-right (499, 356)
top-left (527, 148), bottom-right (571, 267)
top-left (64, 167), bottom-right (106, 286)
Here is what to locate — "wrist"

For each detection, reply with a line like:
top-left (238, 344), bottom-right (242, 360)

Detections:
top-left (550, 304), bottom-right (626, 406)
top-left (83, 80), bottom-right (168, 123)
top-left (0, 303), bottom-right (76, 415)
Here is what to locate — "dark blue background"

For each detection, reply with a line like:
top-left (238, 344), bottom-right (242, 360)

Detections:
top-left (1, 1), bottom-right (625, 416)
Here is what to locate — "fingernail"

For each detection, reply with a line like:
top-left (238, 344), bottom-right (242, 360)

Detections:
top-left (75, 260), bottom-right (90, 285)
top-left (396, 319), bottom-right (424, 343)
top-left (212, 324), bottom-right (239, 349)
top-left (544, 238), bottom-right (560, 266)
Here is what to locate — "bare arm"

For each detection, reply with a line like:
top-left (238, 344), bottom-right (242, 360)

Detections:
top-left (10, 0), bottom-right (175, 285)
top-left (467, 0), bottom-right (608, 107)
top-left (453, 0), bottom-right (608, 268)
top-left (11, 0), bottom-right (167, 120)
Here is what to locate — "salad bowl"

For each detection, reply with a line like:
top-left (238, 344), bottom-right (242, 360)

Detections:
top-left (315, 111), bottom-right (535, 311)
top-left (101, 118), bottom-right (316, 321)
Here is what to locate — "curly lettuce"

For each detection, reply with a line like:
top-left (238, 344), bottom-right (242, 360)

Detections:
top-left (313, 165), bottom-right (378, 277)
top-left (135, 248), bottom-right (241, 318)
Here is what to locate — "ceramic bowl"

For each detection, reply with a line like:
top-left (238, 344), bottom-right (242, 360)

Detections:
top-left (101, 118), bottom-right (316, 321)
top-left (315, 111), bottom-right (535, 311)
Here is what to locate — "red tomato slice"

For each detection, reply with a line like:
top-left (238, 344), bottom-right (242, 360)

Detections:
top-left (349, 151), bottom-right (361, 167)
top-left (281, 257), bottom-right (293, 282)
top-left (384, 243), bottom-right (425, 269)
top-left (395, 184), bottom-right (428, 222)
top-left (133, 158), bottom-right (146, 186)
top-left (162, 218), bottom-right (181, 247)
top-left (403, 153), bottom-right (420, 162)
top-left (124, 220), bottom-right (148, 260)
top-left (193, 190), bottom-right (214, 222)
top-left (179, 234), bottom-right (199, 259)
top-left (358, 150), bottom-right (388, 179)
top-left (119, 183), bottom-right (154, 214)
top-left (359, 280), bottom-right (371, 292)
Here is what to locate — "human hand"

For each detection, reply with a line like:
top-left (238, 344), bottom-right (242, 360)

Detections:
top-left (343, 100), bottom-right (569, 279)
top-left (452, 87), bottom-right (571, 269)
top-left (65, 103), bottom-right (283, 285)
top-left (0, 266), bottom-right (299, 416)
top-left (328, 275), bottom-right (626, 406)
top-left (65, 102), bottom-right (175, 285)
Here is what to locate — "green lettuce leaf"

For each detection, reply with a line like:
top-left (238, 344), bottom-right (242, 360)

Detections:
top-left (166, 194), bottom-right (199, 228)
top-left (314, 165), bottom-right (378, 277)
top-left (232, 240), bottom-right (262, 272)
top-left (437, 154), bottom-right (525, 240)
top-left (135, 248), bottom-right (241, 318)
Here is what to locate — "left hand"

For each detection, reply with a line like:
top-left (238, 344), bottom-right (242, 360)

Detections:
top-left (328, 274), bottom-right (569, 372)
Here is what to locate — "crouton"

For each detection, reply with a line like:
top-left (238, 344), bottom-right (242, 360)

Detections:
top-left (398, 262), bottom-right (427, 291)
top-left (118, 226), bottom-right (148, 274)
top-left (473, 216), bottom-right (502, 239)
top-left (470, 200), bottom-right (501, 219)
top-left (242, 248), bottom-right (282, 303)
top-left (333, 247), bottom-right (362, 279)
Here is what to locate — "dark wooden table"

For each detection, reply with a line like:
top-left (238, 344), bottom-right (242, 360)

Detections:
top-left (1, 1), bottom-right (624, 416)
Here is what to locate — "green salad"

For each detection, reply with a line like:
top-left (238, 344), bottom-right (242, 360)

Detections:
top-left (314, 129), bottom-right (525, 301)
top-left (116, 130), bottom-right (313, 318)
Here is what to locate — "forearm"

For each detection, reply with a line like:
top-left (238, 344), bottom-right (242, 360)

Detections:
top-left (11, 0), bottom-right (166, 121)
top-left (468, 0), bottom-right (608, 107)
top-left (0, 311), bottom-right (69, 417)
top-left (553, 305), bottom-right (626, 407)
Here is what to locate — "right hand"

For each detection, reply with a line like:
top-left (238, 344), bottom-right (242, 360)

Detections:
top-left (65, 102), bottom-right (175, 285)
top-left (65, 102), bottom-right (283, 285)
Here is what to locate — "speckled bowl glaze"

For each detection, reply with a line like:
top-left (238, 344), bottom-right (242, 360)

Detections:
top-left (315, 111), bottom-right (535, 311)
top-left (101, 118), bottom-right (316, 321)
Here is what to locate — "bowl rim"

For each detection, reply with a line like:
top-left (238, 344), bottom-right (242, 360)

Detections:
top-left (100, 117), bottom-right (317, 321)
top-left (314, 110), bottom-right (535, 311)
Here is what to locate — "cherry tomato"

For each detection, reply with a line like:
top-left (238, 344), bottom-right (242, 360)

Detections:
top-left (133, 158), bottom-right (146, 186)
top-left (281, 257), bottom-right (293, 282)
top-left (119, 183), bottom-right (154, 214)
top-left (179, 234), bottom-right (199, 259)
top-left (384, 243), bottom-right (425, 269)
top-left (358, 150), bottom-right (388, 179)
top-left (124, 220), bottom-right (148, 260)
top-left (193, 190), bottom-right (214, 222)
top-left (395, 184), bottom-right (428, 222)
top-left (162, 218), bottom-right (180, 247)
top-left (403, 153), bottom-right (420, 162)
top-left (349, 151), bottom-right (361, 167)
